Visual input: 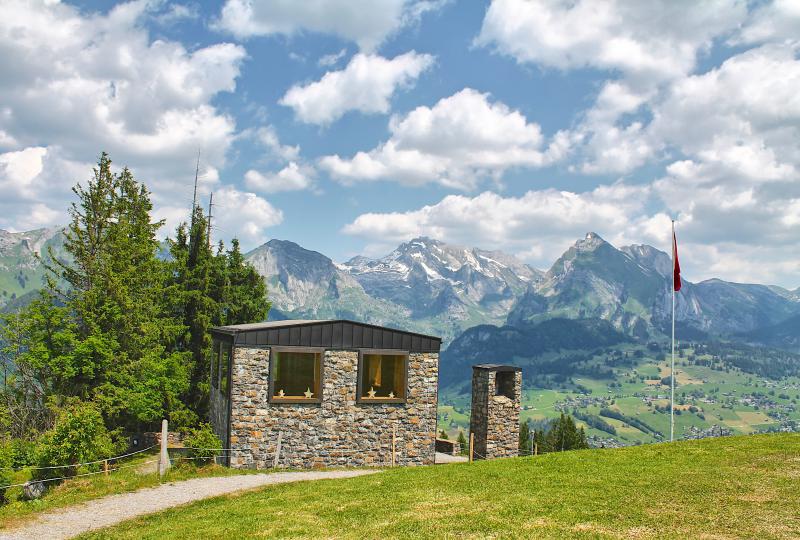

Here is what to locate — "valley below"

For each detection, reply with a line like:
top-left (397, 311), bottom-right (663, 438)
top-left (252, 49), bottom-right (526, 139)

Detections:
top-left (439, 340), bottom-right (800, 446)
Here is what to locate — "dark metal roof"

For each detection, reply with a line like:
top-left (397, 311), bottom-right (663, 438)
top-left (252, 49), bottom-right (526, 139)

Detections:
top-left (473, 364), bottom-right (522, 372)
top-left (210, 319), bottom-right (441, 353)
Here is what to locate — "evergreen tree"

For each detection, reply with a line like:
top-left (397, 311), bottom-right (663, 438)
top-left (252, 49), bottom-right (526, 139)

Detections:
top-left (457, 431), bottom-right (468, 456)
top-left (519, 420), bottom-right (531, 454)
top-left (3, 152), bottom-right (271, 437)
top-left (223, 239), bottom-right (270, 325)
top-left (439, 429), bottom-right (449, 440)
top-left (167, 207), bottom-right (216, 421)
top-left (167, 209), bottom-right (269, 421)
top-left (12, 154), bottom-right (189, 431)
top-left (544, 413), bottom-right (589, 452)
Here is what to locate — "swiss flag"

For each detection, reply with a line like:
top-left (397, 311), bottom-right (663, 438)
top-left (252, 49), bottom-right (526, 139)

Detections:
top-left (673, 231), bottom-right (682, 292)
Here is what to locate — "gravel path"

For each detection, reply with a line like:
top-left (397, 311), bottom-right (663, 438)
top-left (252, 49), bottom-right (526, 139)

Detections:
top-left (1, 470), bottom-right (379, 540)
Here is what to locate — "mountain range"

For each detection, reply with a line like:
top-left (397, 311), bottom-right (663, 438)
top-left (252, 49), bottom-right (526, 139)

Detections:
top-left (2, 228), bottom-right (799, 353)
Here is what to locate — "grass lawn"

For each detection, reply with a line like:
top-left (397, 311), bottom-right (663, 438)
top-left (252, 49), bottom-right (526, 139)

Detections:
top-left (0, 452), bottom-right (264, 530)
top-left (85, 433), bottom-right (799, 539)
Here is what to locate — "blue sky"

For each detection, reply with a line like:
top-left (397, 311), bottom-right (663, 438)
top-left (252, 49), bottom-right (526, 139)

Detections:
top-left (1, 0), bottom-right (799, 288)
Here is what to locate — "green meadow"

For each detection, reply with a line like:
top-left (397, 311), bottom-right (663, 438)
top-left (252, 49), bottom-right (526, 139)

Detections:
top-left (84, 434), bottom-right (800, 539)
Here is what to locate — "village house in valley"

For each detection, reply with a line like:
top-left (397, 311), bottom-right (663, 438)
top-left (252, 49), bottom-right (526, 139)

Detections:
top-left (209, 320), bottom-right (441, 469)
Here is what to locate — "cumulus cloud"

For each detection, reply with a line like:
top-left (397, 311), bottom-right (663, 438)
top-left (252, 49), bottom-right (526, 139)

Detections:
top-left (0, 146), bottom-right (92, 231)
top-left (0, 0), bottom-right (280, 243)
top-left (280, 52), bottom-right (434, 125)
top-left (733, 0), bottom-right (800, 45)
top-left (343, 183), bottom-right (652, 267)
top-left (476, 0), bottom-right (745, 83)
top-left (215, 0), bottom-right (445, 51)
top-left (320, 88), bottom-right (563, 189)
top-left (156, 186), bottom-right (283, 247)
top-left (244, 162), bottom-right (315, 193)
top-left (474, 0), bottom-right (752, 175)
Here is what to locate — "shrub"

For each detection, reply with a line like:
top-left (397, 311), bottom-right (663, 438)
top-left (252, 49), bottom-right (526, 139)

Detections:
top-left (182, 423), bottom-right (221, 466)
top-left (33, 401), bottom-right (114, 481)
top-left (10, 438), bottom-right (37, 469)
top-left (0, 442), bottom-right (13, 503)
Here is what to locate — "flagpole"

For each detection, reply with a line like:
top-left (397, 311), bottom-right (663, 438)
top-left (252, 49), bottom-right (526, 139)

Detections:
top-left (670, 219), bottom-right (676, 443)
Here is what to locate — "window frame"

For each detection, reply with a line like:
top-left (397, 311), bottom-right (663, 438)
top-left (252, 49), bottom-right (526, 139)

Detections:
top-left (356, 349), bottom-right (409, 404)
top-left (268, 346), bottom-right (325, 405)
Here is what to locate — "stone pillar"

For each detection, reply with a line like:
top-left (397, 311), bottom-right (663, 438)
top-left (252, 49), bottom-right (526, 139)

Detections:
top-left (469, 364), bottom-right (522, 459)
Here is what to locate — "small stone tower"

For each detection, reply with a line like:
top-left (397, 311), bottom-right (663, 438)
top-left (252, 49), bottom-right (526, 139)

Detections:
top-left (470, 364), bottom-right (522, 459)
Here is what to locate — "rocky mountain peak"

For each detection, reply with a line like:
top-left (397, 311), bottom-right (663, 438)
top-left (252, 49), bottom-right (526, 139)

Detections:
top-left (621, 244), bottom-right (672, 277)
top-left (574, 231), bottom-right (608, 252)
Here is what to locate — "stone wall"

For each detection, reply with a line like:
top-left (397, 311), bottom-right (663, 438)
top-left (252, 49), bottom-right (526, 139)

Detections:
top-left (228, 347), bottom-right (438, 469)
top-left (470, 368), bottom-right (521, 459)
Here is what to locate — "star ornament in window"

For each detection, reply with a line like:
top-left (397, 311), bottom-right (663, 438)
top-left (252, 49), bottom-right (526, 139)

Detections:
top-left (277, 389), bottom-right (285, 398)
top-left (388, 391), bottom-right (395, 399)
top-left (367, 386), bottom-right (376, 398)
top-left (304, 387), bottom-right (314, 399)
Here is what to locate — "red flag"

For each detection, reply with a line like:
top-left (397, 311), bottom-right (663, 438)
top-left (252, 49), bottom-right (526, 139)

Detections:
top-left (672, 231), bottom-right (682, 292)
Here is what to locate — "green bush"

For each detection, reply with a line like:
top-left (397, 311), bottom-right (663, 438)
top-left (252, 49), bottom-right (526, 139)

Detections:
top-left (10, 438), bottom-right (37, 469)
top-left (33, 401), bottom-right (115, 481)
top-left (182, 423), bottom-right (222, 466)
top-left (0, 441), bottom-right (13, 503)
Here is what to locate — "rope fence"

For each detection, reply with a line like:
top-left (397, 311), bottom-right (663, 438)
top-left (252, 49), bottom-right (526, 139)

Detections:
top-left (0, 444), bottom-right (157, 472)
top-left (0, 459), bottom-right (159, 490)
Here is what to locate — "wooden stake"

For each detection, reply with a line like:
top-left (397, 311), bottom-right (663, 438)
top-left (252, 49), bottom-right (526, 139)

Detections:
top-left (534, 443), bottom-right (538, 456)
top-left (158, 419), bottom-right (170, 478)
top-left (391, 424), bottom-right (396, 467)
top-left (103, 460), bottom-right (109, 476)
top-left (469, 433), bottom-right (474, 463)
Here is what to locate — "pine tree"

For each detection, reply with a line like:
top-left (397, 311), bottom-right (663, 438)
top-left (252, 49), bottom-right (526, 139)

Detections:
top-left (223, 239), bottom-right (270, 325)
top-left (457, 431), bottom-right (468, 456)
top-left (519, 420), bottom-right (531, 454)
top-left (544, 413), bottom-right (589, 452)
top-left (167, 209), bottom-right (270, 422)
top-left (18, 154), bottom-right (190, 431)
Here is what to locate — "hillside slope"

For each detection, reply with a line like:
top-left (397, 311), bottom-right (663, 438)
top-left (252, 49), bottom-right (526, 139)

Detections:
top-left (87, 434), bottom-right (800, 540)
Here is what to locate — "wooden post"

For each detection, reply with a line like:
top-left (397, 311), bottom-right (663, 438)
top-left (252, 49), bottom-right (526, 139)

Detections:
top-left (103, 460), bottom-right (109, 476)
top-left (158, 419), bottom-right (170, 477)
top-left (534, 443), bottom-right (538, 456)
top-left (469, 432), bottom-right (474, 463)
top-left (273, 431), bottom-right (282, 469)
top-left (391, 424), bottom-right (396, 467)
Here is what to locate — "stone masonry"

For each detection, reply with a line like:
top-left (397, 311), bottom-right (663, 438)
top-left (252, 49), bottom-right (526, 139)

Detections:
top-left (225, 347), bottom-right (438, 469)
top-left (470, 365), bottom-right (522, 459)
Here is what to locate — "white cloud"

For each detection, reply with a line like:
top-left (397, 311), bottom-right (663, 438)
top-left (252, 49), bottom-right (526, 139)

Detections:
top-left (0, 0), bottom-right (266, 240)
top-left (733, 0), bottom-right (800, 45)
top-left (254, 126), bottom-right (300, 162)
top-left (280, 52), bottom-right (434, 125)
top-left (211, 187), bottom-right (284, 245)
top-left (474, 0), bottom-right (752, 175)
top-left (244, 162), bottom-right (315, 193)
top-left (155, 186), bottom-right (283, 247)
top-left (343, 182), bottom-right (650, 268)
top-left (318, 48), bottom-right (348, 67)
top-left (0, 146), bottom-right (91, 231)
top-left (476, 0), bottom-right (745, 83)
top-left (320, 88), bottom-right (560, 189)
top-left (215, 0), bottom-right (444, 51)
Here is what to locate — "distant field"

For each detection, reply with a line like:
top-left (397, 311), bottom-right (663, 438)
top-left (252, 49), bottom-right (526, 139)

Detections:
top-left (85, 434), bottom-right (800, 539)
top-left (439, 344), bottom-right (800, 445)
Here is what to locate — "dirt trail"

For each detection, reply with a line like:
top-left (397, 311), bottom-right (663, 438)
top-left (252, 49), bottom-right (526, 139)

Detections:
top-left (1, 469), bottom-right (378, 540)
